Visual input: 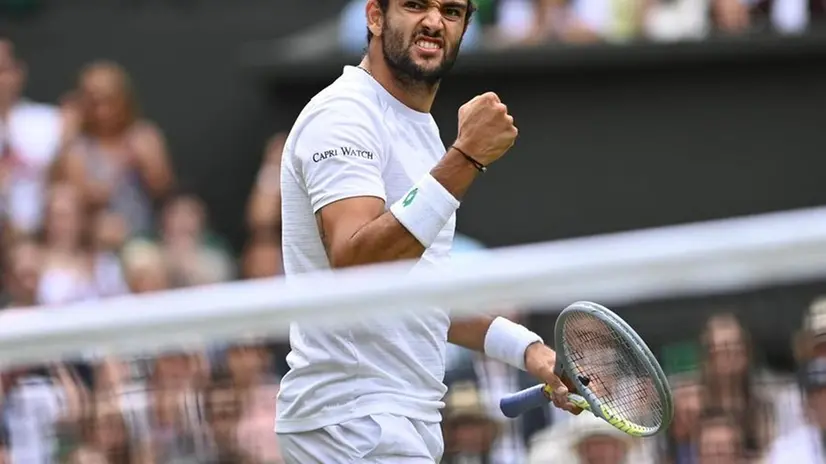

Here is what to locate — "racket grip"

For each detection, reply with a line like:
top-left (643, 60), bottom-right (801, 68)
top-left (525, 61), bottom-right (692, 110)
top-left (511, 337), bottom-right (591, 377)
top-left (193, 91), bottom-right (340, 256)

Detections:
top-left (499, 384), bottom-right (550, 418)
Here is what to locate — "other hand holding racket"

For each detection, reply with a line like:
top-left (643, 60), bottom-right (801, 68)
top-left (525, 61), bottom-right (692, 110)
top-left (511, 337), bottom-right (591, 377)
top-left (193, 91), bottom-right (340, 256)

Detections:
top-left (523, 342), bottom-right (584, 415)
top-left (501, 301), bottom-right (674, 437)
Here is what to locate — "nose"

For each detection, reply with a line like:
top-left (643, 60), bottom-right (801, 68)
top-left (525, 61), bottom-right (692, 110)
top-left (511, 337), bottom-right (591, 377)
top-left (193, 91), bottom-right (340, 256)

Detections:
top-left (419, 6), bottom-right (445, 33)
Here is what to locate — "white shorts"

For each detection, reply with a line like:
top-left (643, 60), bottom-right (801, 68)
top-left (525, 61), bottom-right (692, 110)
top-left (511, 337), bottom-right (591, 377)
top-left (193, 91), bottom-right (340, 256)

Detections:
top-left (276, 413), bottom-right (444, 463)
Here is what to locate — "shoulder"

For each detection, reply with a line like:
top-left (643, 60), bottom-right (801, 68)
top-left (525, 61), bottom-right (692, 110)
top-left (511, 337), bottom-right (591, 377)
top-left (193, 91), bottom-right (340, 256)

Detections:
top-left (301, 86), bottom-right (384, 134)
top-left (288, 87), bottom-right (386, 161)
top-left (129, 119), bottom-right (166, 141)
top-left (126, 120), bottom-right (168, 157)
top-left (294, 69), bottom-right (387, 132)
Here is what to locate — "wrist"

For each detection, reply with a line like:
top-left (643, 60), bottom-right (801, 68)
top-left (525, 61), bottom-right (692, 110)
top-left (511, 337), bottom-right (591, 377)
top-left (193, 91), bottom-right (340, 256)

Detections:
top-left (484, 317), bottom-right (544, 370)
top-left (449, 145), bottom-right (487, 173)
top-left (390, 173), bottom-right (460, 248)
top-left (445, 145), bottom-right (482, 175)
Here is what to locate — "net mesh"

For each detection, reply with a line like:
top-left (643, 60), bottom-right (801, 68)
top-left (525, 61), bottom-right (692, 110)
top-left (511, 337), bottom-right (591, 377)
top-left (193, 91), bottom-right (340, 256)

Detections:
top-left (562, 311), bottom-right (665, 428)
top-left (1, 207), bottom-right (825, 462)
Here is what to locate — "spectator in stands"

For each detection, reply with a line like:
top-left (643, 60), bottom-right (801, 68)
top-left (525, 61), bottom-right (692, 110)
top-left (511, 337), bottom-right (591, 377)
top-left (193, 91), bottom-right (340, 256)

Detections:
top-left (74, 397), bottom-right (147, 463)
top-left (710, 0), bottom-right (752, 33)
top-left (1, 235), bottom-right (42, 309)
top-left (90, 210), bottom-right (129, 298)
top-left (528, 412), bottom-right (651, 464)
top-left (121, 239), bottom-right (170, 294)
top-left (495, 0), bottom-right (648, 45)
top-left (0, 37), bottom-right (68, 239)
top-left (794, 296), bottom-right (826, 362)
top-left (63, 447), bottom-right (109, 464)
top-left (157, 191), bottom-right (234, 288)
top-left (58, 91), bottom-right (83, 150)
top-left (82, 356), bottom-right (149, 457)
top-left (1, 364), bottom-right (84, 464)
top-left (225, 340), bottom-right (283, 464)
top-left (765, 356), bottom-right (826, 462)
top-left (696, 410), bottom-right (745, 464)
top-left (0, 422), bottom-right (7, 464)
top-left (573, 420), bottom-right (634, 464)
top-left (57, 60), bottom-right (174, 238)
top-left (247, 133), bottom-right (285, 240)
top-left (241, 236), bottom-right (283, 280)
top-left (441, 381), bottom-right (502, 464)
top-left (699, 313), bottom-right (773, 459)
top-left (244, 133), bottom-right (287, 278)
top-left (0, 238), bottom-right (83, 463)
top-left (143, 350), bottom-right (211, 463)
top-left (203, 370), bottom-right (255, 464)
top-left (662, 373), bottom-right (704, 464)
top-left (37, 182), bottom-right (98, 305)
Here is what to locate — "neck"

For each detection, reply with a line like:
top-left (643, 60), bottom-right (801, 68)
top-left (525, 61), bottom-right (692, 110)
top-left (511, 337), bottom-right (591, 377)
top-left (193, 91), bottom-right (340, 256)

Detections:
top-left (360, 52), bottom-right (438, 113)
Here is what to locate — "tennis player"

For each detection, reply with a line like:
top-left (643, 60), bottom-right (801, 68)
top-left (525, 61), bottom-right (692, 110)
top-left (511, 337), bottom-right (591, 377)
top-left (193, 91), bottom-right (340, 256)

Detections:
top-left (275, 1), bottom-right (580, 462)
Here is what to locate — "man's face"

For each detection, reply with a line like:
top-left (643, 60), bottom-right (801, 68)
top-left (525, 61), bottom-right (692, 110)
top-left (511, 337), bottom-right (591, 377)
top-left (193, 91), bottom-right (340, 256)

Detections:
top-left (576, 435), bottom-right (629, 464)
top-left (0, 41), bottom-right (23, 108)
top-left (380, 0), bottom-right (469, 86)
top-left (4, 241), bottom-right (42, 302)
top-left (698, 423), bottom-right (741, 464)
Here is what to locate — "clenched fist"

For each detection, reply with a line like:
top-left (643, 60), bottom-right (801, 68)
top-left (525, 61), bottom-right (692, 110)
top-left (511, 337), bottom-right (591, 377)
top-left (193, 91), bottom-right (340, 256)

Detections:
top-left (454, 92), bottom-right (518, 167)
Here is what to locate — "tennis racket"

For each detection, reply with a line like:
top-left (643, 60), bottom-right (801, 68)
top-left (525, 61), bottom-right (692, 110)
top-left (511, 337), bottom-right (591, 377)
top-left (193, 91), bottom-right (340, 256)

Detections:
top-left (499, 301), bottom-right (673, 437)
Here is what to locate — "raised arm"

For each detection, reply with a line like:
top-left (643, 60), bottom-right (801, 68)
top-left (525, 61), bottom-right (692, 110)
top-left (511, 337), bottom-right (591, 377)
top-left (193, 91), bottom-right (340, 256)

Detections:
top-left (301, 92), bottom-right (515, 268)
top-left (317, 146), bottom-right (476, 268)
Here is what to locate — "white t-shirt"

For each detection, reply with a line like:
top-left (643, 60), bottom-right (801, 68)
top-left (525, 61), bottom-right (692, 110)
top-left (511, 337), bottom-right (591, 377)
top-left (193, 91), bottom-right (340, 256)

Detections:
top-left (275, 66), bottom-right (456, 433)
top-left (766, 424), bottom-right (824, 464)
top-left (1, 100), bottom-right (62, 233)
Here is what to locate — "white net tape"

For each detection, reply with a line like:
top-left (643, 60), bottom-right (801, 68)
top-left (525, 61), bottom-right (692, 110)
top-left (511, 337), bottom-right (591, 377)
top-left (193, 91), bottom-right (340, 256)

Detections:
top-left (1, 206), bottom-right (826, 368)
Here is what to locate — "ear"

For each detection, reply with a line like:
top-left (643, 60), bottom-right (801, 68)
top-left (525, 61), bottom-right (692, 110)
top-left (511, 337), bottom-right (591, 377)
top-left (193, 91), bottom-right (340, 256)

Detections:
top-left (366, 0), bottom-right (384, 38)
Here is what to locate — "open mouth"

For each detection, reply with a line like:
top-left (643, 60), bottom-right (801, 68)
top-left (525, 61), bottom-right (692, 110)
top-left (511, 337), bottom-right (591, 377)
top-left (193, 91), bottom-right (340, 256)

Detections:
top-left (414, 37), bottom-right (443, 53)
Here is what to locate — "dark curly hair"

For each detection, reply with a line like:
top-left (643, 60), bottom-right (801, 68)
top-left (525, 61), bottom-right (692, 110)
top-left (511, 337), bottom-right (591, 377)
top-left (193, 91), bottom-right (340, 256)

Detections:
top-left (366, 0), bottom-right (477, 44)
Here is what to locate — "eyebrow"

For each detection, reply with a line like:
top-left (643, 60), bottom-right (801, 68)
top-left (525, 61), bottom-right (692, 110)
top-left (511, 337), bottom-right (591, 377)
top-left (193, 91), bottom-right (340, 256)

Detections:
top-left (440, 0), bottom-right (469, 9)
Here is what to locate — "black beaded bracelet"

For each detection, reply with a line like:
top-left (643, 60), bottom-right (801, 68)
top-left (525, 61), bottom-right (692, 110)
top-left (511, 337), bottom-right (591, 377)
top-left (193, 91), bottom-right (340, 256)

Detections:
top-left (450, 145), bottom-right (487, 173)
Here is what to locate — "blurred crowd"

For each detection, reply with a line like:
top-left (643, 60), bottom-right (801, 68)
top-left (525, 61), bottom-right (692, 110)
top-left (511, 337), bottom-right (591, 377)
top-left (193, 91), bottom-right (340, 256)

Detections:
top-left (1, 7), bottom-right (826, 462)
top-left (0, 37), bottom-right (284, 464)
top-left (339, 0), bottom-right (826, 52)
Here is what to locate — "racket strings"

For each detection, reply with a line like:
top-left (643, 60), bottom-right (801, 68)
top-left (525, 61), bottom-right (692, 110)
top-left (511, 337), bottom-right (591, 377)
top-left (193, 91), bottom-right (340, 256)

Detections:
top-left (563, 312), bottom-right (664, 428)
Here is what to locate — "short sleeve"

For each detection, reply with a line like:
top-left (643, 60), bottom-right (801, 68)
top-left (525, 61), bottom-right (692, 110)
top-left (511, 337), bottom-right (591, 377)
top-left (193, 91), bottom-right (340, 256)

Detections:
top-left (294, 96), bottom-right (387, 213)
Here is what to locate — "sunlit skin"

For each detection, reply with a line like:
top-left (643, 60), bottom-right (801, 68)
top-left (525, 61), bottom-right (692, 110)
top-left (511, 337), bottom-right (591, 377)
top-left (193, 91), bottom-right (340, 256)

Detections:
top-left (361, 0), bottom-right (471, 112)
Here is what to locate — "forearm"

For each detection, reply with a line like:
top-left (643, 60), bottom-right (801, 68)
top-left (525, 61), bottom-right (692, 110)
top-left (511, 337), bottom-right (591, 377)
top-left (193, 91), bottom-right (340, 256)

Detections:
top-left (447, 315), bottom-right (496, 352)
top-left (329, 148), bottom-right (478, 267)
top-left (449, 315), bottom-right (544, 370)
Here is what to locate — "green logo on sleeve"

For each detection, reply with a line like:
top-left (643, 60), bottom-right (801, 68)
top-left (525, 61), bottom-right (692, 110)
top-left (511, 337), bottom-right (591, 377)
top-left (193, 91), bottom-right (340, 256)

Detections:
top-left (402, 188), bottom-right (418, 207)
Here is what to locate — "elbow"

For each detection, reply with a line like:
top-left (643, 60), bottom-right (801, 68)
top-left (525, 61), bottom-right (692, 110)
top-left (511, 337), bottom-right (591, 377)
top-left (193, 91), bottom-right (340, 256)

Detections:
top-left (328, 246), bottom-right (357, 269)
top-left (327, 237), bottom-right (367, 269)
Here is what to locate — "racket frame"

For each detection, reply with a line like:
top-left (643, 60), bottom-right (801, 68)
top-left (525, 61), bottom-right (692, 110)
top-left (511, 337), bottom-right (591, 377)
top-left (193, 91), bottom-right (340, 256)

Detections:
top-left (553, 301), bottom-right (674, 437)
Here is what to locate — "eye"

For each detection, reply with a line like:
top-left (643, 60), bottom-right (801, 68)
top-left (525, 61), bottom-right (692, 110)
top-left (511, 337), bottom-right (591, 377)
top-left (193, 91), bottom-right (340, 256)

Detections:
top-left (403, 0), bottom-right (426, 10)
top-left (443, 6), bottom-right (463, 18)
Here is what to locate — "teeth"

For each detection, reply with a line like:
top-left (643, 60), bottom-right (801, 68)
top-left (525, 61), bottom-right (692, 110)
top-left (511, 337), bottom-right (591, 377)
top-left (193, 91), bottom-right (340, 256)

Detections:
top-left (416, 40), bottom-right (440, 50)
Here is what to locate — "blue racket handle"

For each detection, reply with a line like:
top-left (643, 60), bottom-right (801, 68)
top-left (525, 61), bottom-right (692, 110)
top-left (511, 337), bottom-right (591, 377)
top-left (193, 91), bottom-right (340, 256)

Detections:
top-left (499, 384), bottom-right (550, 418)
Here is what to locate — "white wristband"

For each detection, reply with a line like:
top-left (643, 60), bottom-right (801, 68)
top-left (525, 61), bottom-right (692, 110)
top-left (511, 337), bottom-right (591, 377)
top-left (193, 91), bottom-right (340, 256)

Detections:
top-left (484, 317), bottom-right (544, 370)
top-left (390, 173), bottom-right (460, 248)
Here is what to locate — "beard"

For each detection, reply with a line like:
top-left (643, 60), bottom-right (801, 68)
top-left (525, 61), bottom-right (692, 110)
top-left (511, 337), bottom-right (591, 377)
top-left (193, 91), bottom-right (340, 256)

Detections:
top-left (381, 22), bottom-right (462, 88)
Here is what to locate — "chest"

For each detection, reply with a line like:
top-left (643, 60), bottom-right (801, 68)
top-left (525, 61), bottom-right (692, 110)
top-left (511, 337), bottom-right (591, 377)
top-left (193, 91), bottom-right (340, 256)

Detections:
top-left (380, 117), bottom-right (446, 203)
top-left (379, 117), bottom-right (456, 260)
